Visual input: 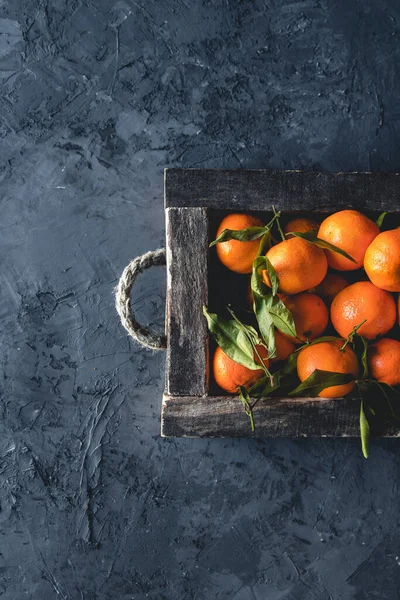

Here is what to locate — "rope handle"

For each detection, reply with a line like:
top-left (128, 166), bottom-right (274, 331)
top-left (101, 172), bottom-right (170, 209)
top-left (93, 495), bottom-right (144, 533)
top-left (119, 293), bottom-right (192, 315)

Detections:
top-left (115, 248), bottom-right (167, 351)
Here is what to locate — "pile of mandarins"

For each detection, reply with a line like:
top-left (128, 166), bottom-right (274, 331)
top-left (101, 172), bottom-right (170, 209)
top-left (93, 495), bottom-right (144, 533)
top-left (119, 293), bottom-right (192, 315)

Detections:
top-left (210, 210), bottom-right (400, 399)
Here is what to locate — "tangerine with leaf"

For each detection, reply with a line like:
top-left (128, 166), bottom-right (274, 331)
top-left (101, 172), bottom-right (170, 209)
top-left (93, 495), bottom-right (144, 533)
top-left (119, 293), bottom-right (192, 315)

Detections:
top-left (213, 345), bottom-right (269, 394)
top-left (215, 213), bottom-right (265, 274)
top-left (297, 338), bottom-right (360, 398)
top-left (262, 237), bottom-right (328, 295)
top-left (284, 217), bottom-right (319, 239)
top-left (318, 210), bottom-right (379, 271)
top-left (281, 293), bottom-right (329, 344)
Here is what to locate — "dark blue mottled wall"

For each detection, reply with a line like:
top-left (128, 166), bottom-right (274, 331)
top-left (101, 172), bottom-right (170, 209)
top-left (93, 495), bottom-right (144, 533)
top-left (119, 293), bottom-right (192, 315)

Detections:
top-left (1, 1), bottom-right (399, 598)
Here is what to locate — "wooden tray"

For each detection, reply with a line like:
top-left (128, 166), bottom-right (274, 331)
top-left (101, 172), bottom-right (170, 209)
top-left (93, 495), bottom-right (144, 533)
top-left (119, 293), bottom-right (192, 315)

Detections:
top-left (161, 168), bottom-right (400, 438)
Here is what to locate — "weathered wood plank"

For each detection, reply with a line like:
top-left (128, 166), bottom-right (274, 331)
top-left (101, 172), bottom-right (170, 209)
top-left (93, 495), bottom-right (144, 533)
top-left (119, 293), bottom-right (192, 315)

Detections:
top-left (165, 168), bottom-right (400, 211)
top-left (161, 394), bottom-right (400, 438)
top-left (165, 207), bottom-right (209, 396)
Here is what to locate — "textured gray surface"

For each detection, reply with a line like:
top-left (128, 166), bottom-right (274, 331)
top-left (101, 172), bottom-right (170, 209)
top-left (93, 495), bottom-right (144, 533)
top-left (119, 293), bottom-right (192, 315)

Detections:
top-left (1, 1), bottom-right (400, 598)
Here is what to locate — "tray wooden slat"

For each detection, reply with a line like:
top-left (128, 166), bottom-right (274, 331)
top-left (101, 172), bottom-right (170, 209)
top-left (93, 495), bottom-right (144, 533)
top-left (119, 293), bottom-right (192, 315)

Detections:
top-left (162, 395), bottom-right (400, 438)
top-left (165, 207), bottom-right (209, 396)
top-left (165, 168), bottom-right (400, 211)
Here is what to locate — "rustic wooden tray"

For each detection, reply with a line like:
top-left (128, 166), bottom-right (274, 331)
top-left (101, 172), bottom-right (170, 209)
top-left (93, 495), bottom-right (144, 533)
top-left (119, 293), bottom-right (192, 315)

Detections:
top-left (161, 168), bottom-right (400, 438)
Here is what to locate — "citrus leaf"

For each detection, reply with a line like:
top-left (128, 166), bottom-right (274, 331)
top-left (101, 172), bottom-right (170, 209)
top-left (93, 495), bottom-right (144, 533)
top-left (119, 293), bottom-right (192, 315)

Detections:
top-left (256, 230), bottom-right (272, 257)
top-left (253, 295), bottom-right (276, 359)
top-left (376, 211), bottom-right (387, 228)
top-left (226, 306), bottom-right (262, 345)
top-left (266, 294), bottom-right (297, 339)
top-left (251, 256), bottom-right (271, 297)
top-left (243, 324), bottom-right (262, 345)
top-left (287, 230), bottom-right (357, 264)
top-left (250, 352), bottom-right (299, 397)
top-left (210, 226), bottom-right (268, 247)
top-left (252, 255), bottom-right (279, 296)
top-left (289, 369), bottom-right (353, 397)
top-left (203, 306), bottom-right (260, 370)
top-left (358, 379), bottom-right (400, 422)
top-left (360, 336), bottom-right (369, 379)
top-left (251, 258), bottom-right (296, 353)
top-left (248, 373), bottom-right (278, 397)
top-left (239, 386), bottom-right (255, 431)
top-left (375, 382), bottom-right (400, 421)
top-left (359, 399), bottom-right (370, 459)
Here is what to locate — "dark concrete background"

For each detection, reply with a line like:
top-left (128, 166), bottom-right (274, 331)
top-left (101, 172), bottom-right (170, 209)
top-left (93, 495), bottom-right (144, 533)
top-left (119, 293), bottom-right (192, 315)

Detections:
top-left (1, 1), bottom-right (400, 598)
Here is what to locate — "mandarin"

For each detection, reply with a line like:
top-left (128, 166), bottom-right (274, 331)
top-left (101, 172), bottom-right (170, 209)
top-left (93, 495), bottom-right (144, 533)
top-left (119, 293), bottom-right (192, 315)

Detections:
top-left (284, 217), bottom-right (319, 239)
top-left (282, 293), bottom-right (329, 344)
top-left (308, 272), bottom-right (349, 305)
top-left (318, 210), bottom-right (379, 271)
top-left (364, 228), bottom-right (400, 292)
top-left (213, 345), bottom-right (269, 393)
top-left (271, 331), bottom-right (297, 362)
top-left (297, 338), bottom-right (359, 398)
top-left (215, 213), bottom-right (264, 274)
top-left (263, 237), bottom-right (327, 295)
top-left (331, 281), bottom-right (396, 340)
top-left (368, 338), bottom-right (400, 386)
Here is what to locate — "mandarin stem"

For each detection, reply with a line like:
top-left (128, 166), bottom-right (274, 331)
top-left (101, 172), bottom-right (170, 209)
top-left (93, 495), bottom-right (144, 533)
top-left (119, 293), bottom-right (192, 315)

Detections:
top-left (340, 319), bottom-right (367, 352)
top-left (272, 205), bottom-right (285, 241)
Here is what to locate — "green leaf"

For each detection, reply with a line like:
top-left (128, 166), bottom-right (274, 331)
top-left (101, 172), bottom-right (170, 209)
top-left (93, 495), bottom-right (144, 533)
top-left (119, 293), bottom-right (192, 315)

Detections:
top-left (358, 379), bottom-right (400, 422)
top-left (359, 399), bottom-right (370, 459)
top-left (376, 211), bottom-right (387, 228)
top-left (375, 382), bottom-right (400, 421)
top-left (288, 230), bottom-right (357, 264)
top-left (289, 369), bottom-right (354, 397)
top-left (252, 255), bottom-right (279, 296)
top-left (266, 295), bottom-right (297, 339)
top-left (239, 386), bottom-right (255, 431)
top-left (256, 230), bottom-right (272, 257)
top-left (251, 256), bottom-right (273, 297)
top-left (210, 226), bottom-right (268, 247)
top-left (250, 352), bottom-right (299, 397)
top-left (248, 373), bottom-right (278, 397)
top-left (251, 257), bottom-right (296, 354)
top-left (203, 306), bottom-right (260, 370)
top-left (226, 306), bottom-right (262, 345)
top-left (253, 295), bottom-right (276, 359)
top-left (360, 336), bottom-right (369, 379)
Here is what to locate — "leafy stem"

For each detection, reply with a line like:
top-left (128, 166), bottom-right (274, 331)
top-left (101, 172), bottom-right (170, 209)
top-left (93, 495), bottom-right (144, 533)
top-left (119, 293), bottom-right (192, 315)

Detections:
top-left (239, 387), bottom-right (255, 432)
top-left (273, 205), bottom-right (285, 241)
top-left (227, 306), bottom-right (274, 383)
top-left (359, 336), bottom-right (369, 379)
top-left (340, 319), bottom-right (367, 352)
top-left (210, 210), bottom-right (285, 247)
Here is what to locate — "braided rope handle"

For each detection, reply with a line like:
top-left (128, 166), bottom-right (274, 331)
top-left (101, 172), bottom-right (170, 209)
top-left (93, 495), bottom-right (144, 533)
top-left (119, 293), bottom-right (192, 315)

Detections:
top-left (115, 248), bottom-right (167, 350)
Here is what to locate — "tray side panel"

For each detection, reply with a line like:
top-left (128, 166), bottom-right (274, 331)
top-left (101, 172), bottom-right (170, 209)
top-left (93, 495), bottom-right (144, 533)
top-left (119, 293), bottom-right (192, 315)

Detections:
top-left (165, 207), bottom-right (209, 396)
top-left (162, 395), bottom-right (400, 438)
top-left (165, 168), bottom-right (400, 211)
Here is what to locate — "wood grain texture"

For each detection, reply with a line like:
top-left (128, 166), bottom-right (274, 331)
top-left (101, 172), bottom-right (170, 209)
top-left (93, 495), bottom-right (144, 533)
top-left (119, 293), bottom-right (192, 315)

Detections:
top-left (165, 207), bottom-right (209, 396)
top-left (161, 394), bottom-right (400, 438)
top-left (165, 168), bottom-right (400, 211)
